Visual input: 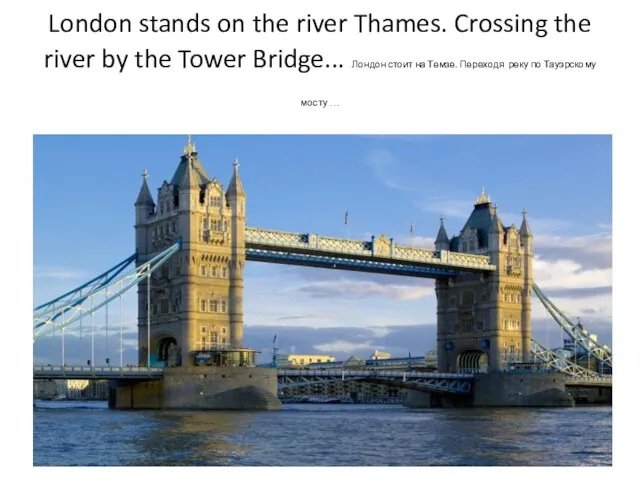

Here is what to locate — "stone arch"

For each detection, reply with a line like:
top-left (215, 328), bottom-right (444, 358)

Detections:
top-left (456, 350), bottom-right (489, 374)
top-left (156, 335), bottom-right (179, 365)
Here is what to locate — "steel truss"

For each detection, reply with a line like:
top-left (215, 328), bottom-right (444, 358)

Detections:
top-left (33, 253), bottom-right (136, 330)
top-left (277, 370), bottom-right (473, 394)
top-left (533, 284), bottom-right (612, 368)
top-left (530, 339), bottom-right (599, 377)
top-left (33, 242), bottom-right (181, 340)
top-left (246, 249), bottom-right (458, 278)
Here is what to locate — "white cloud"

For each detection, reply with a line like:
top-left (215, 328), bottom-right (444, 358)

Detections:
top-left (313, 339), bottom-right (377, 353)
top-left (34, 267), bottom-right (86, 280)
top-left (534, 257), bottom-right (611, 290)
top-left (298, 280), bottom-right (433, 301)
top-left (364, 150), bottom-right (414, 192)
top-left (416, 198), bottom-right (473, 220)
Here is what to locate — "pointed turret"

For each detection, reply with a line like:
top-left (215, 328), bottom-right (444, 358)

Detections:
top-left (169, 136), bottom-right (211, 186)
top-left (435, 215), bottom-right (450, 250)
top-left (226, 158), bottom-right (245, 198)
top-left (519, 208), bottom-right (533, 238)
top-left (135, 170), bottom-right (155, 206)
top-left (179, 157), bottom-right (199, 190)
top-left (489, 205), bottom-right (504, 234)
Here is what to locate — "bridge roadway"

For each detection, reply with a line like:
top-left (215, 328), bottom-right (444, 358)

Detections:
top-left (33, 366), bottom-right (611, 391)
top-left (245, 227), bottom-right (496, 277)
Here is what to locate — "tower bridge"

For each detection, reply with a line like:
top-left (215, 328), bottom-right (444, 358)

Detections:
top-left (33, 137), bottom-right (612, 409)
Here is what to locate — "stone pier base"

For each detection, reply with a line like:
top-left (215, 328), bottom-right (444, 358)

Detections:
top-left (109, 366), bottom-right (281, 410)
top-left (473, 373), bottom-right (574, 407)
top-left (403, 373), bottom-right (575, 408)
top-left (404, 390), bottom-right (471, 408)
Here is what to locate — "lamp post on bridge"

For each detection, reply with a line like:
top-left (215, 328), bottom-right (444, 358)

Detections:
top-left (147, 272), bottom-right (151, 368)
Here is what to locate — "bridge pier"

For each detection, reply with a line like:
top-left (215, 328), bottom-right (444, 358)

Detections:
top-left (472, 373), bottom-right (574, 407)
top-left (404, 390), bottom-right (471, 408)
top-left (109, 367), bottom-right (281, 410)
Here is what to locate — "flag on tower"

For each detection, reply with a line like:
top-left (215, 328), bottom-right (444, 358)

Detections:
top-left (344, 210), bottom-right (349, 225)
top-left (273, 335), bottom-right (277, 344)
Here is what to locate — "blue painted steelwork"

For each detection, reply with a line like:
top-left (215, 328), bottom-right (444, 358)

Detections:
top-left (34, 242), bottom-right (181, 340)
top-left (34, 253), bottom-right (136, 329)
top-left (533, 283), bottom-right (612, 368)
top-left (246, 248), bottom-right (458, 278)
top-left (277, 369), bottom-right (473, 394)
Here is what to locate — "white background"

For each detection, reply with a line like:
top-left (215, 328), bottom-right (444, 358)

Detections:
top-left (2, 0), bottom-right (636, 476)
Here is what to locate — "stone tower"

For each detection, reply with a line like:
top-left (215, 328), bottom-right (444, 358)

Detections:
top-left (435, 190), bottom-right (534, 373)
top-left (134, 137), bottom-right (247, 367)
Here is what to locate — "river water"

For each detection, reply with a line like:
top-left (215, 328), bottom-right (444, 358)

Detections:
top-left (33, 401), bottom-right (611, 466)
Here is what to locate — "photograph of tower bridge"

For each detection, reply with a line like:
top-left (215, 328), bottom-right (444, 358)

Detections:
top-left (33, 135), bottom-right (612, 467)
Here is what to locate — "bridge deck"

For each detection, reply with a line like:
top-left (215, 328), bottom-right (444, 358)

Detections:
top-left (34, 366), bottom-right (164, 380)
top-left (245, 227), bottom-right (496, 276)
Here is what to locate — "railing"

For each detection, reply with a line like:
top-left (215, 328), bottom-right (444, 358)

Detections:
top-left (278, 369), bottom-right (473, 379)
top-left (246, 227), bottom-right (495, 271)
top-left (33, 365), bottom-right (164, 378)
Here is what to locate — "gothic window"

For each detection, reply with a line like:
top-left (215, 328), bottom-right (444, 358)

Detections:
top-left (200, 265), bottom-right (207, 276)
top-left (221, 300), bottom-right (227, 313)
top-left (160, 203), bottom-right (164, 214)
top-left (200, 299), bottom-right (206, 312)
top-left (201, 326), bottom-right (207, 334)
top-left (210, 196), bottom-right (222, 207)
top-left (202, 218), bottom-right (210, 231)
top-left (221, 327), bottom-right (227, 335)
top-left (462, 241), bottom-right (468, 252)
top-left (160, 299), bottom-right (169, 314)
top-left (210, 266), bottom-right (217, 277)
top-left (222, 267), bottom-right (228, 278)
top-left (209, 300), bottom-right (216, 312)
top-left (461, 290), bottom-right (475, 306)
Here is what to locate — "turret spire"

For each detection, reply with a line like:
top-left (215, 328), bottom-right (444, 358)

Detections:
top-left (135, 169), bottom-right (155, 206)
top-left (226, 158), bottom-right (245, 197)
top-left (179, 156), bottom-right (199, 190)
top-left (475, 187), bottom-right (491, 205)
top-left (184, 135), bottom-right (196, 156)
top-left (520, 208), bottom-right (533, 238)
top-left (435, 215), bottom-right (449, 249)
top-left (490, 205), bottom-right (503, 234)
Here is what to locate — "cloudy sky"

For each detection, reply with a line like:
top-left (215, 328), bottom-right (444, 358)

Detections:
top-left (33, 135), bottom-right (612, 365)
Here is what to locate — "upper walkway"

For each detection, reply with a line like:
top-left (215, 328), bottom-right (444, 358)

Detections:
top-left (245, 227), bottom-right (496, 277)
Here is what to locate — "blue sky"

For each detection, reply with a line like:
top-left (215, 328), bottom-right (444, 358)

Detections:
top-left (33, 135), bottom-right (612, 365)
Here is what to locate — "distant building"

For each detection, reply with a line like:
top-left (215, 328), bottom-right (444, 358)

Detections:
top-left (370, 350), bottom-right (391, 360)
top-left (34, 380), bottom-right (57, 399)
top-left (424, 350), bottom-right (437, 369)
top-left (276, 354), bottom-right (336, 368)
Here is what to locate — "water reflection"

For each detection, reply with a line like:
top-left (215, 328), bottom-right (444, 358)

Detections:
top-left (33, 403), bottom-right (612, 466)
top-left (127, 410), bottom-right (255, 466)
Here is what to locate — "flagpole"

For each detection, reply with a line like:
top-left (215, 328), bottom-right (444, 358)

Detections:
top-left (410, 221), bottom-right (415, 247)
top-left (345, 210), bottom-right (350, 239)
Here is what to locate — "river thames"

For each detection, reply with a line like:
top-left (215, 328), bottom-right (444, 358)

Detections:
top-left (33, 401), bottom-right (611, 466)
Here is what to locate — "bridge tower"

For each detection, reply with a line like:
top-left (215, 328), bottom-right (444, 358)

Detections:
top-left (134, 137), bottom-right (248, 367)
top-left (435, 190), bottom-right (533, 373)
